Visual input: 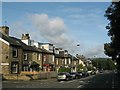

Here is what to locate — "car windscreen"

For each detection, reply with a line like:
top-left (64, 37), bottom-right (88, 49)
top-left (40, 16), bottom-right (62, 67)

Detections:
top-left (70, 73), bottom-right (76, 74)
top-left (58, 73), bottom-right (66, 75)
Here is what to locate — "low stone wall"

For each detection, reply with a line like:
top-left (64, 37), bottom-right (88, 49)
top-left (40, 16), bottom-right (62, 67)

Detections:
top-left (2, 71), bottom-right (57, 81)
top-left (38, 71), bottom-right (57, 79)
top-left (3, 74), bottom-right (31, 81)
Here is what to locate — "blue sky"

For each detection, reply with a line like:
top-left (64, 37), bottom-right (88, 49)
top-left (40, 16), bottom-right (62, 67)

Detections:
top-left (2, 2), bottom-right (111, 58)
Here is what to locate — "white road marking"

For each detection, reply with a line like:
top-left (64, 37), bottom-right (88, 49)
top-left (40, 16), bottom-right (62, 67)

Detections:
top-left (66, 80), bottom-right (76, 83)
top-left (79, 81), bottom-right (84, 83)
top-left (59, 81), bottom-right (64, 83)
top-left (59, 80), bottom-right (76, 83)
top-left (77, 85), bottom-right (82, 88)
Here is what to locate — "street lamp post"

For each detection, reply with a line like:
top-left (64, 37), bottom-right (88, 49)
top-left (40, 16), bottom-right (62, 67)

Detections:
top-left (71, 44), bottom-right (80, 72)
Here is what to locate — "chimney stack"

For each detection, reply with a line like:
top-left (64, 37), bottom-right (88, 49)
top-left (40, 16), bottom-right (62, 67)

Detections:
top-left (0, 26), bottom-right (9, 36)
top-left (21, 33), bottom-right (30, 40)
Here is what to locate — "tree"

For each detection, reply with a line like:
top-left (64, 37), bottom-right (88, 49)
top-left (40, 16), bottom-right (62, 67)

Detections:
top-left (87, 65), bottom-right (93, 71)
top-left (104, 1), bottom-right (120, 71)
top-left (58, 67), bottom-right (71, 73)
top-left (77, 64), bottom-right (84, 71)
top-left (92, 58), bottom-right (115, 70)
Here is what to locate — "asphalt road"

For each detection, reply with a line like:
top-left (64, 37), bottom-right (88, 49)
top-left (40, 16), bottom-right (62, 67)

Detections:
top-left (2, 71), bottom-right (116, 89)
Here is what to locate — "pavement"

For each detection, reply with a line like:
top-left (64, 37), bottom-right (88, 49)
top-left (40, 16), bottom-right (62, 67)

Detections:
top-left (114, 72), bottom-right (120, 88)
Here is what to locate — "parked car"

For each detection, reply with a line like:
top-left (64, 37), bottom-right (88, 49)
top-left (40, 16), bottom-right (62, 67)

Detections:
top-left (91, 70), bottom-right (96, 75)
top-left (57, 72), bottom-right (73, 81)
top-left (87, 71), bottom-right (92, 76)
top-left (69, 72), bottom-right (81, 79)
top-left (82, 71), bottom-right (89, 77)
top-left (77, 71), bottom-right (83, 78)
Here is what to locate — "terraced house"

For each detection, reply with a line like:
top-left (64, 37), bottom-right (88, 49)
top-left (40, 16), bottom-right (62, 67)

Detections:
top-left (0, 26), bottom-right (23, 77)
top-left (0, 26), bottom-right (55, 80)
top-left (0, 26), bottom-right (86, 80)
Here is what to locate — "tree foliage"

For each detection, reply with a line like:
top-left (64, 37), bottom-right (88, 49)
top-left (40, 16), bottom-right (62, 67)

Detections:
top-left (58, 67), bottom-right (71, 73)
top-left (77, 64), bottom-right (84, 71)
top-left (92, 58), bottom-right (116, 70)
top-left (104, 1), bottom-right (120, 69)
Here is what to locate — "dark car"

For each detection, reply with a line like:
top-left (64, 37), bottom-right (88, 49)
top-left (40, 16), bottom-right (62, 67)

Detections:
top-left (57, 72), bottom-right (73, 81)
top-left (81, 71), bottom-right (89, 77)
top-left (70, 72), bottom-right (81, 79)
top-left (77, 71), bottom-right (83, 78)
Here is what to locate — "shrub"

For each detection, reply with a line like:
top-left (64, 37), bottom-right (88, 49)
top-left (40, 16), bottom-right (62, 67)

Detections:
top-left (58, 67), bottom-right (71, 72)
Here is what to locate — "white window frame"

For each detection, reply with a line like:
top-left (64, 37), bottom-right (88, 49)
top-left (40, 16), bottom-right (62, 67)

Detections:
top-left (38, 54), bottom-right (41, 60)
top-left (65, 59), bottom-right (67, 65)
top-left (69, 59), bottom-right (71, 64)
top-left (11, 63), bottom-right (18, 74)
top-left (23, 66), bottom-right (29, 71)
top-left (56, 59), bottom-right (58, 65)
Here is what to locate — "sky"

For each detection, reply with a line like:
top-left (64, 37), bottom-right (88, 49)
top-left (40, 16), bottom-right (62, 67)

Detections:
top-left (1, 1), bottom-right (112, 58)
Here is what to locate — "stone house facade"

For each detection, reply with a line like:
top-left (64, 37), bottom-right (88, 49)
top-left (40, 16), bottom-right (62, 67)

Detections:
top-left (55, 49), bottom-right (72, 72)
top-left (0, 26), bottom-right (23, 75)
top-left (0, 26), bottom-right (87, 80)
top-left (0, 26), bottom-right (55, 76)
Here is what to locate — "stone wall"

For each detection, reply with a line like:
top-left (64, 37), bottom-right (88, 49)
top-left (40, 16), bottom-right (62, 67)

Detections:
top-left (2, 71), bottom-right (57, 81)
top-left (1, 41), bottom-right (10, 74)
top-left (3, 74), bottom-right (31, 81)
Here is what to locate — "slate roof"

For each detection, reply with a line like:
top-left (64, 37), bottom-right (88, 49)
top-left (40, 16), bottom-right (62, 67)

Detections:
top-left (55, 53), bottom-right (71, 58)
top-left (0, 32), bottom-right (54, 54)
top-left (11, 37), bottom-right (53, 54)
top-left (0, 32), bottom-right (21, 46)
top-left (55, 53), bottom-right (78, 60)
top-left (11, 37), bottom-right (42, 52)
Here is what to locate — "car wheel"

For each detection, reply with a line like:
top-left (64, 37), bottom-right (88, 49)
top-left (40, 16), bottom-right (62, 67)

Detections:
top-left (66, 78), bottom-right (69, 81)
top-left (57, 79), bottom-right (60, 82)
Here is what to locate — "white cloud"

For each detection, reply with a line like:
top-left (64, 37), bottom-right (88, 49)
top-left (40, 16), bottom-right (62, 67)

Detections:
top-left (28, 13), bottom-right (77, 53)
top-left (26, 13), bottom-right (107, 58)
top-left (80, 44), bottom-right (107, 58)
top-left (9, 13), bottom-right (108, 58)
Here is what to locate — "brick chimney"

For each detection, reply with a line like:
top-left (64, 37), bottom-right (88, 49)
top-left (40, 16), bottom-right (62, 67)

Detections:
top-left (21, 33), bottom-right (30, 40)
top-left (0, 26), bottom-right (9, 36)
top-left (21, 33), bottom-right (31, 45)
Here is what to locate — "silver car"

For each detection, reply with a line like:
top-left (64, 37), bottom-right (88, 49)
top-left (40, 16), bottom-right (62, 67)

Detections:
top-left (57, 72), bottom-right (73, 81)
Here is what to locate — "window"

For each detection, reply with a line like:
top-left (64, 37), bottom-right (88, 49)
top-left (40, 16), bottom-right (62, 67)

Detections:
top-left (65, 59), bottom-right (67, 64)
top-left (69, 59), bottom-right (71, 64)
top-left (67, 59), bottom-right (69, 64)
top-left (24, 53), bottom-right (28, 60)
top-left (43, 55), bottom-right (46, 61)
top-left (23, 66), bottom-right (29, 71)
top-left (37, 53), bottom-right (41, 60)
top-left (12, 48), bottom-right (18, 57)
top-left (56, 59), bottom-right (58, 65)
top-left (11, 62), bottom-right (19, 74)
top-left (62, 59), bottom-right (64, 64)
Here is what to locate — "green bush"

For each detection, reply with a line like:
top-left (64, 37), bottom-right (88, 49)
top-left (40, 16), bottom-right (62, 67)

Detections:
top-left (77, 64), bottom-right (84, 72)
top-left (58, 67), bottom-right (71, 72)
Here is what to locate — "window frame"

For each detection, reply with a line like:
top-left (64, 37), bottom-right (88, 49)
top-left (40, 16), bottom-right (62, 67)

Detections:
top-left (12, 47), bottom-right (18, 58)
top-left (24, 53), bottom-right (28, 61)
top-left (11, 62), bottom-right (19, 74)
